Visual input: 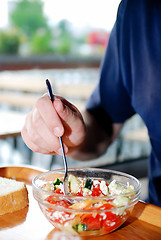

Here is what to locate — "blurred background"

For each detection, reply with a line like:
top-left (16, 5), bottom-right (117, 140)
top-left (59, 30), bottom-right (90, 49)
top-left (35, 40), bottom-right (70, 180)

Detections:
top-left (0, 0), bottom-right (149, 200)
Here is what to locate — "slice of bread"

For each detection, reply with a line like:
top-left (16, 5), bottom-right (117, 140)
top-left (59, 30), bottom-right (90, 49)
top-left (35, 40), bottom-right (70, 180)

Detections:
top-left (0, 177), bottom-right (29, 215)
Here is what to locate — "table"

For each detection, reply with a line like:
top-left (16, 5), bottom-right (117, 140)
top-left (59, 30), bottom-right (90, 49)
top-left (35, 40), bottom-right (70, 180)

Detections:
top-left (0, 166), bottom-right (161, 240)
top-left (0, 110), bottom-right (26, 139)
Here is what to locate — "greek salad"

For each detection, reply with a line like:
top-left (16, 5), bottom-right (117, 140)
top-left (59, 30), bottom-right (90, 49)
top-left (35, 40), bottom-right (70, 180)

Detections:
top-left (42, 174), bottom-right (135, 235)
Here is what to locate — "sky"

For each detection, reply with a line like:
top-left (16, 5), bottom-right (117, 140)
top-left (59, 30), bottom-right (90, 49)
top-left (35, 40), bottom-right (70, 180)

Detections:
top-left (0, 0), bottom-right (121, 31)
top-left (0, 0), bottom-right (8, 28)
top-left (43, 0), bottom-right (121, 31)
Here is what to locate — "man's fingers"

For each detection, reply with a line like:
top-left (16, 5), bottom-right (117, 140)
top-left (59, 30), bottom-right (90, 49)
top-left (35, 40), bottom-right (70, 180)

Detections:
top-left (35, 94), bottom-right (64, 137)
top-left (54, 99), bottom-right (86, 146)
top-left (21, 126), bottom-right (50, 154)
top-left (22, 110), bottom-right (67, 155)
top-left (32, 108), bottom-right (65, 153)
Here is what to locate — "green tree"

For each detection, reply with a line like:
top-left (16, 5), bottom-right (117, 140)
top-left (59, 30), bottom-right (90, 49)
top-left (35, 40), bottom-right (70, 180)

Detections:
top-left (54, 20), bottom-right (74, 54)
top-left (30, 29), bottom-right (53, 54)
top-left (10, 0), bottom-right (48, 38)
top-left (0, 29), bottom-right (21, 54)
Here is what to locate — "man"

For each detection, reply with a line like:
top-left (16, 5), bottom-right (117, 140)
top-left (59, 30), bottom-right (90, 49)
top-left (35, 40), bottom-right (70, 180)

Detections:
top-left (21, 0), bottom-right (161, 206)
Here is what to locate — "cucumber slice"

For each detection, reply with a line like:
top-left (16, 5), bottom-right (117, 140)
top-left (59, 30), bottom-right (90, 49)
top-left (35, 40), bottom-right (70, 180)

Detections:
top-left (68, 175), bottom-right (81, 193)
top-left (74, 223), bottom-right (87, 232)
top-left (84, 178), bottom-right (93, 190)
top-left (53, 178), bottom-right (63, 186)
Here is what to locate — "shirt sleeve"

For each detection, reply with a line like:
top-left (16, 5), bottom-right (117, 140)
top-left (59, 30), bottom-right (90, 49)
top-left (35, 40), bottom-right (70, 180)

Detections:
top-left (86, 0), bottom-right (135, 123)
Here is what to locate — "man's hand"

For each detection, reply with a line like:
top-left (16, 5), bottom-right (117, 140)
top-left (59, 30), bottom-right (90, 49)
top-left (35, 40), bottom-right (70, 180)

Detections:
top-left (21, 94), bottom-right (86, 156)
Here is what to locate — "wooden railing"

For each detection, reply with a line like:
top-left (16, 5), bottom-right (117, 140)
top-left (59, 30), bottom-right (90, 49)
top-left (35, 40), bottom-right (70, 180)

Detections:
top-left (0, 55), bottom-right (101, 71)
top-left (0, 77), bottom-right (95, 110)
top-left (0, 77), bottom-right (46, 109)
top-left (0, 55), bottom-right (99, 109)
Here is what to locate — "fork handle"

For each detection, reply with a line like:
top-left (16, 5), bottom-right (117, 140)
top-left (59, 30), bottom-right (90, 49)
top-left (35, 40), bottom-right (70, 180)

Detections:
top-left (45, 79), bottom-right (68, 177)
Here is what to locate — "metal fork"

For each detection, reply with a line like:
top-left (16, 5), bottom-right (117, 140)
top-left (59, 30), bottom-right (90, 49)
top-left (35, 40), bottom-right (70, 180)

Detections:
top-left (46, 79), bottom-right (68, 195)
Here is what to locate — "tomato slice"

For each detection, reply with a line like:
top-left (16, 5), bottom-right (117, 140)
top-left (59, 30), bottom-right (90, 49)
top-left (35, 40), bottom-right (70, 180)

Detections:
top-left (98, 202), bottom-right (114, 210)
top-left (45, 196), bottom-right (71, 207)
top-left (45, 196), bottom-right (73, 225)
top-left (81, 214), bottom-right (103, 230)
top-left (103, 212), bottom-right (122, 232)
top-left (50, 211), bottom-right (72, 225)
top-left (55, 188), bottom-right (63, 194)
top-left (75, 186), bottom-right (83, 196)
top-left (91, 186), bottom-right (102, 196)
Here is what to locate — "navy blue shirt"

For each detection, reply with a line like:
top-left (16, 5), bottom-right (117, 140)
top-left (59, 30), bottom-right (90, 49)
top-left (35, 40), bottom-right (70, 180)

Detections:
top-left (86, 0), bottom-right (161, 207)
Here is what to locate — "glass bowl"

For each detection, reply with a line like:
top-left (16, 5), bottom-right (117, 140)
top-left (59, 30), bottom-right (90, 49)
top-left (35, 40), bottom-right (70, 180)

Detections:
top-left (32, 168), bottom-right (141, 236)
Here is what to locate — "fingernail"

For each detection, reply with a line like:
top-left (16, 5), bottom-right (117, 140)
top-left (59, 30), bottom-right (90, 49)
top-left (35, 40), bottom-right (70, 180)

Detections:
top-left (54, 127), bottom-right (62, 136)
top-left (54, 99), bottom-right (65, 112)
